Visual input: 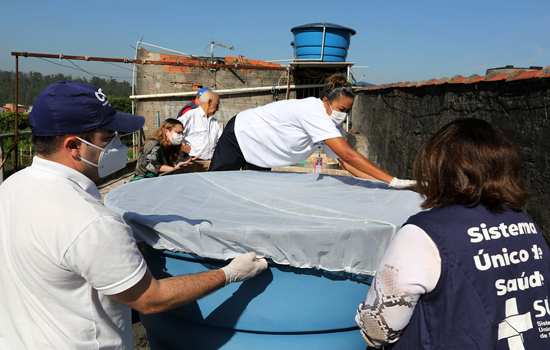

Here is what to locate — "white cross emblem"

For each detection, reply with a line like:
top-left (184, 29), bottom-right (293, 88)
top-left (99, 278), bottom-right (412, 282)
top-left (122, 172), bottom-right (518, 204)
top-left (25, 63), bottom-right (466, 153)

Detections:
top-left (498, 297), bottom-right (533, 350)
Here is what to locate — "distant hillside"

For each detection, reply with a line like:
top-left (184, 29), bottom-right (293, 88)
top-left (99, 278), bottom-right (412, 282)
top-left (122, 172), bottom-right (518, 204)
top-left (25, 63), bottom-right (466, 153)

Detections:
top-left (0, 70), bottom-right (131, 106)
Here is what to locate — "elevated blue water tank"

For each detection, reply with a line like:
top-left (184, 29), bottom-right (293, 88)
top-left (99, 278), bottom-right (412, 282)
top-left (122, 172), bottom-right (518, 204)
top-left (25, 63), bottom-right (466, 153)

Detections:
top-left (291, 22), bottom-right (356, 62)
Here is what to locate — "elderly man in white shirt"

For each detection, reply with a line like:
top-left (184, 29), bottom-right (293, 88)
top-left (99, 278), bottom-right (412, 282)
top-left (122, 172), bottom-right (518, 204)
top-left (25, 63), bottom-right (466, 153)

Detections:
top-left (0, 81), bottom-right (267, 350)
top-left (178, 90), bottom-right (222, 160)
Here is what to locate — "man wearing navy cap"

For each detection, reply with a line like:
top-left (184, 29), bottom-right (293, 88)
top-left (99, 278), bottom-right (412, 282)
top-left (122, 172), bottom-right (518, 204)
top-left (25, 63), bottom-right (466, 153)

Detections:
top-left (0, 81), bottom-right (267, 349)
top-left (176, 86), bottom-right (209, 118)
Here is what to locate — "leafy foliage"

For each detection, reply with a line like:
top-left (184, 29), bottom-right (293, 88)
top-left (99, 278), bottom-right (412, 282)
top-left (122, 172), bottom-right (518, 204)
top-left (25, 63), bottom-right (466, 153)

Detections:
top-left (0, 112), bottom-right (29, 133)
top-left (0, 70), bottom-right (131, 107)
top-left (110, 97), bottom-right (132, 114)
top-left (0, 71), bottom-right (133, 173)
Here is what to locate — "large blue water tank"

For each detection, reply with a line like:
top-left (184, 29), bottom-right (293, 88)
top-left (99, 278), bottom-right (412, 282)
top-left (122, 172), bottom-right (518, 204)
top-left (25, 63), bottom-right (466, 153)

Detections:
top-left (291, 22), bottom-right (356, 62)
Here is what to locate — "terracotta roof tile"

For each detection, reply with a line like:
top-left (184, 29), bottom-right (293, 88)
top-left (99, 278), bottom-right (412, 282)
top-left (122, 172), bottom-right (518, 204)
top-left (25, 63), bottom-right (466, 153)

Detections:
top-left (484, 72), bottom-right (509, 82)
top-left (448, 75), bottom-right (466, 84)
top-left (356, 65), bottom-right (549, 92)
top-left (507, 70), bottom-right (544, 81)
top-left (464, 75), bottom-right (485, 84)
top-left (422, 79), bottom-right (438, 85)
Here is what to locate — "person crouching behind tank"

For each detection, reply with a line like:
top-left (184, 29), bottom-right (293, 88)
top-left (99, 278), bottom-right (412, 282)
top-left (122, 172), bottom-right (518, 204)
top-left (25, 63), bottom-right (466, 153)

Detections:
top-left (355, 118), bottom-right (550, 349)
top-left (133, 118), bottom-right (194, 180)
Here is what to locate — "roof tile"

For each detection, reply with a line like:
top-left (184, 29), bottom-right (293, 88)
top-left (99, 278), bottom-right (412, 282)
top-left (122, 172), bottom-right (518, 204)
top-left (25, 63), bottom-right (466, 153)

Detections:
top-left (464, 75), bottom-right (485, 84)
top-left (507, 70), bottom-right (544, 81)
top-left (484, 72), bottom-right (509, 82)
top-left (357, 65), bottom-right (550, 92)
top-left (448, 75), bottom-right (466, 84)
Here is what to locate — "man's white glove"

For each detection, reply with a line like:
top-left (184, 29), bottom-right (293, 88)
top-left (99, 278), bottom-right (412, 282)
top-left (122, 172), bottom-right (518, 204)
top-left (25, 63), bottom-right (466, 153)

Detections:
top-left (221, 252), bottom-right (268, 284)
top-left (389, 177), bottom-right (417, 189)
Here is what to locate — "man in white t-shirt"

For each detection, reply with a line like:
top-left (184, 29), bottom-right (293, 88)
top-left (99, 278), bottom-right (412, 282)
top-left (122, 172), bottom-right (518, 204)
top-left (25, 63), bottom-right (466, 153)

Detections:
top-left (178, 90), bottom-right (222, 160)
top-left (0, 81), bottom-right (267, 350)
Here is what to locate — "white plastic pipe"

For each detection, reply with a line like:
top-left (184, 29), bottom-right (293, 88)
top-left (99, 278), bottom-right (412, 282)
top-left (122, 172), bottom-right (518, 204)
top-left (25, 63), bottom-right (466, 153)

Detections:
top-left (129, 84), bottom-right (325, 100)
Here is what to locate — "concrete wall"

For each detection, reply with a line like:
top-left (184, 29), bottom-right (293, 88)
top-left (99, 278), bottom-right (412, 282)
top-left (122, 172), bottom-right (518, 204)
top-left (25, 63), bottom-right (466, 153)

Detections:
top-left (352, 79), bottom-right (550, 236)
top-left (135, 48), bottom-right (290, 135)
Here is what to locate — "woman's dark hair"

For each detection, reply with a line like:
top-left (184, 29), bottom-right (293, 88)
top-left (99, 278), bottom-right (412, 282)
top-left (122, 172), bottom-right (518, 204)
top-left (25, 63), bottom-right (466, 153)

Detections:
top-left (320, 74), bottom-right (355, 102)
top-left (152, 118), bottom-right (183, 164)
top-left (413, 118), bottom-right (527, 212)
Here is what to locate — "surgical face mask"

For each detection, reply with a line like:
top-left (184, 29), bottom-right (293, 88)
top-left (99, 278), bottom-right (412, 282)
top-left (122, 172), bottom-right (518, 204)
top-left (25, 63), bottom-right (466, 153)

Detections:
top-left (77, 134), bottom-right (128, 178)
top-left (330, 109), bottom-right (348, 126)
top-left (170, 132), bottom-right (184, 145)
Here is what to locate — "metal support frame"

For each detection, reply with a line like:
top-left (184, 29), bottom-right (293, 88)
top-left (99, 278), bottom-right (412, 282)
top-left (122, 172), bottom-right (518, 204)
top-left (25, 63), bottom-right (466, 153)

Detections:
top-left (130, 83), bottom-right (325, 100)
top-left (11, 51), bottom-right (286, 71)
top-left (320, 25), bottom-right (326, 61)
top-left (285, 66), bottom-right (292, 100)
top-left (14, 55), bottom-right (19, 170)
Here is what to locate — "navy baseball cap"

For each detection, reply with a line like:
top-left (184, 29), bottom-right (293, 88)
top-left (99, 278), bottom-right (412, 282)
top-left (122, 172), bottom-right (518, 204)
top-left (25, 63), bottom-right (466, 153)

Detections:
top-left (197, 87), bottom-right (209, 96)
top-left (29, 81), bottom-right (145, 136)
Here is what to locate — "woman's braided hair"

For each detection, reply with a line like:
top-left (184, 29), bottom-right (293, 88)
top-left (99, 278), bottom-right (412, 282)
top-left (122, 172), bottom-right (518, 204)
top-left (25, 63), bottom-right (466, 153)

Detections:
top-left (320, 74), bottom-right (354, 102)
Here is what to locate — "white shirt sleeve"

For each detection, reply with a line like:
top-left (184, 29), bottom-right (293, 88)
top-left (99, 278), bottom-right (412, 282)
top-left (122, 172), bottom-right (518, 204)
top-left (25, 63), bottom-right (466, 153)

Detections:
top-left (178, 111), bottom-right (192, 138)
top-left (297, 103), bottom-right (342, 144)
top-left (355, 224), bottom-right (441, 348)
top-left (62, 215), bottom-right (147, 296)
top-left (216, 121), bottom-right (223, 139)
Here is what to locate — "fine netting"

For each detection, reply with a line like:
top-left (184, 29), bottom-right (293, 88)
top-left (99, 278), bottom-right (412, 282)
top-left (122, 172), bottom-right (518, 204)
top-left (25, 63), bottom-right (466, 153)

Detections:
top-left (105, 171), bottom-right (423, 275)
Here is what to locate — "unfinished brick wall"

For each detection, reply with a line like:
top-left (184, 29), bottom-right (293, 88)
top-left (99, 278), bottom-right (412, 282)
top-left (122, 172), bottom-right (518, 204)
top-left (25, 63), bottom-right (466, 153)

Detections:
top-left (352, 78), bottom-right (550, 236)
top-left (134, 48), bottom-right (290, 135)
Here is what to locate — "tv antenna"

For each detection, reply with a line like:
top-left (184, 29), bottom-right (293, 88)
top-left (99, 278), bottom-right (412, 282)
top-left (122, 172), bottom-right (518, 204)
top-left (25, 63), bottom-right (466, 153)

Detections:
top-left (209, 41), bottom-right (234, 62)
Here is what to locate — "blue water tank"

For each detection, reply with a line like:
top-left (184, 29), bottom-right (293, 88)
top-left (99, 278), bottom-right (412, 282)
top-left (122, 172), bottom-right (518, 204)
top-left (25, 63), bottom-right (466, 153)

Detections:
top-left (291, 23), bottom-right (356, 62)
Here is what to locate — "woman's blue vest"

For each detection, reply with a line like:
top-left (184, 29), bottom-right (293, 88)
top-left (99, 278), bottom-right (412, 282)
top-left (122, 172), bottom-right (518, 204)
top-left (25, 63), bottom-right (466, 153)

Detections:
top-left (389, 205), bottom-right (550, 350)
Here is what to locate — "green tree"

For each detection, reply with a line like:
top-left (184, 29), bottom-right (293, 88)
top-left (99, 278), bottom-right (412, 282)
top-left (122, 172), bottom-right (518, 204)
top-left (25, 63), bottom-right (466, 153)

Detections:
top-left (110, 97), bottom-right (132, 113)
top-left (0, 70), bottom-right (131, 106)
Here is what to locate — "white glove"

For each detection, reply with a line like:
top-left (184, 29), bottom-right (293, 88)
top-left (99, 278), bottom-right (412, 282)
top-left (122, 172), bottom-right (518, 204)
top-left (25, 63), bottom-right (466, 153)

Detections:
top-left (389, 177), bottom-right (417, 189)
top-left (221, 252), bottom-right (268, 284)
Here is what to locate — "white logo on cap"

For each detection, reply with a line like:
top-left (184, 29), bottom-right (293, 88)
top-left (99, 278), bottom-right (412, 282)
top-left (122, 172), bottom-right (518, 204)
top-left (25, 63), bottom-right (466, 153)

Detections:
top-left (94, 88), bottom-right (110, 106)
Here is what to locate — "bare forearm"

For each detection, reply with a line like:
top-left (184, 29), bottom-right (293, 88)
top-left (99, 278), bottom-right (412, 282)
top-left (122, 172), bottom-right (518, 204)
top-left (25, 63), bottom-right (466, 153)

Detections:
top-left (113, 253), bottom-right (267, 315)
top-left (343, 153), bottom-right (393, 183)
top-left (325, 138), bottom-right (393, 183)
top-left (159, 165), bottom-right (175, 173)
top-left (339, 159), bottom-right (376, 180)
top-left (142, 269), bottom-right (226, 314)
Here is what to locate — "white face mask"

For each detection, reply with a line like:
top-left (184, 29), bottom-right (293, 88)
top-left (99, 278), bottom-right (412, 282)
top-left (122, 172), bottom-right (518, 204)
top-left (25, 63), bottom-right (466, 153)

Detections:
top-left (330, 109), bottom-right (348, 126)
top-left (170, 132), bottom-right (184, 145)
top-left (77, 134), bottom-right (129, 178)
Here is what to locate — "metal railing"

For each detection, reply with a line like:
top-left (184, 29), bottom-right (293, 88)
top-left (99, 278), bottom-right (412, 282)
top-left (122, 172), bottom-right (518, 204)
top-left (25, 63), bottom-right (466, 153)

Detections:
top-left (0, 130), bottom-right (32, 179)
top-left (0, 131), bottom-right (141, 181)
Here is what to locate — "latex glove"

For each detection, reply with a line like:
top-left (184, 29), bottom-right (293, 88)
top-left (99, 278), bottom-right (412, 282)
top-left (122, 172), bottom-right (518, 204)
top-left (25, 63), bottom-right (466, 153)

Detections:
top-left (389, 177), bottom-right (417, 189)
top-left (221, 252), bottom-right (268, 284)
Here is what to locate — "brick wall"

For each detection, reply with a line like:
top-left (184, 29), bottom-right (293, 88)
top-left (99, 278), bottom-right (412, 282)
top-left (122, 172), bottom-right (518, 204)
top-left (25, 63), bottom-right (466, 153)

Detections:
top-left (135, 48), bottom-right (289, 134)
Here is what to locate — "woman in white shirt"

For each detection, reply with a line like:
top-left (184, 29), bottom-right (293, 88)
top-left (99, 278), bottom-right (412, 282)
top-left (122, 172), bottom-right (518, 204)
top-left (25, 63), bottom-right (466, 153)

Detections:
top-left (209, 75), bottom-right (413, 188)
